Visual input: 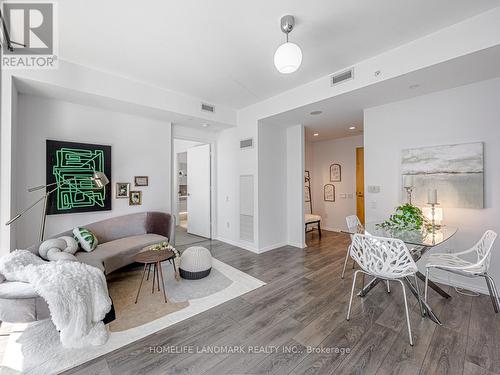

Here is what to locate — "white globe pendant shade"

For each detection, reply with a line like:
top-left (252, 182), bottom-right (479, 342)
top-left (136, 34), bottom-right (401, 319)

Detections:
top-left (274, 42), bottom-right (302, 74)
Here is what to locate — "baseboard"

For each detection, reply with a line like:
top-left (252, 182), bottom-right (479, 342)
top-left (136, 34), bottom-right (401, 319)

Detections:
top-left (216, 236), bottom-right (260, 254)
top-left (319, 226), bottom-right (342, 233)
top-left (287, 241), bottom-right (305, 249)
top-left (258, 242), bottom-right (288, 253)
top-left (216, 237), bottom-right (303, 254)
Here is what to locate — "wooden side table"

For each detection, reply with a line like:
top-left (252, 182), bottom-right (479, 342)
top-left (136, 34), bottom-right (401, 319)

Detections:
top-left (133, 249), bottom-right (176, 303)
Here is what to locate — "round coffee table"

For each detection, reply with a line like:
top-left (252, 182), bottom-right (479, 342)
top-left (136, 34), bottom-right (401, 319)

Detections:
top-left (133, 249), bottom-right (176, 303)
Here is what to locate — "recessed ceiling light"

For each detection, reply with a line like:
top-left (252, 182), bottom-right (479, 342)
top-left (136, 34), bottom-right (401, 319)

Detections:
top-left (202, 123), bottom-right (210, 128)
top-left (349, 126), bottom-right (356, 130)
top-left (409, 84), bottom-right (420, 89)
top-left (310, 111), bottom-right (323, 116)
top-left (313, 133), bottom-right (319, 137)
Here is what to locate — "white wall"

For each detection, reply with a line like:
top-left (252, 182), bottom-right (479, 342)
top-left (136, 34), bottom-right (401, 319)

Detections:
top-left (216, 116), bottom-right (258, 252)
top-left (14, 94), bottom-right (172, 249)
top-left (257, 123), bottom-right (287, 250)
top-left (306, 135), bottom-right (363, 231)
top-left (286, 125), bottom-right (305, 248)
top-left (364, 77), bottom-right (500, 293)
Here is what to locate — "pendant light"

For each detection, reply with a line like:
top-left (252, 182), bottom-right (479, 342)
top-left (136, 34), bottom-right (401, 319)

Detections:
top-left (274, 15), bottom-right (302, 74)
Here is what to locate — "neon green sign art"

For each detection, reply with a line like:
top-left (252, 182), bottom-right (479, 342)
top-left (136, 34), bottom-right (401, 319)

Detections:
top-left (46, 140), bottom-right (112, 215)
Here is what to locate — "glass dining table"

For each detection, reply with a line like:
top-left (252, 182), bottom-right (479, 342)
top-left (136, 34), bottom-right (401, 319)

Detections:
top-left (342, 222), bottom-right (458, 325)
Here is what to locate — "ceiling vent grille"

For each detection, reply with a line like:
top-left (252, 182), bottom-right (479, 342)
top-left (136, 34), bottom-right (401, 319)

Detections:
top-left (331, 68), bottom-right (354, 86)
top-left (240, 138), bottom-right (254, 150)
top-left (201, 103), bottom-right (215, 113)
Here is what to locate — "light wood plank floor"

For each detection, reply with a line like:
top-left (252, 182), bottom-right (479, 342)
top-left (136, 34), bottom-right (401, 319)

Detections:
top-left (63, 230), bottom-right (500, 375)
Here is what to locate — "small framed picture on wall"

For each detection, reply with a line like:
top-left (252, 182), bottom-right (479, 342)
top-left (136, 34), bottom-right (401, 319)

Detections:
top-left (330, 163), bottom-right (341, 182)
top-left (129, 191), bottom-right (142, 205)
top-left (134, 176), bottom-right (149, 186)
top-left (115, 182), bottom-right (130, 198)
top-left (324, 184), bottom-right (335, 202)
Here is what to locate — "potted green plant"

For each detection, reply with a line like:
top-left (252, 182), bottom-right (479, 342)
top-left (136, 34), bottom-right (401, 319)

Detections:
top-left (377, 204), bottom-right (429, 231)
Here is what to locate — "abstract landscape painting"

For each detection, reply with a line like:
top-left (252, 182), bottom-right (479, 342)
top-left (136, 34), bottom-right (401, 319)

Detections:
top-left (401, 142), bottom-right (483, 208)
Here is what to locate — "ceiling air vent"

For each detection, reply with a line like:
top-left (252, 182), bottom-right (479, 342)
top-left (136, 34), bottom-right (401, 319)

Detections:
top-left (240, 138), bottom-right (254, 150)
top-left (331, 68), bottom-right (354, 86)
top-left (201, 103), bottom-right (215, 113)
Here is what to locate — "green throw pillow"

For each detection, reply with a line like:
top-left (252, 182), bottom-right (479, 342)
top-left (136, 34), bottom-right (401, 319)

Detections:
top-left (72, 227), bottom-right (98, 252)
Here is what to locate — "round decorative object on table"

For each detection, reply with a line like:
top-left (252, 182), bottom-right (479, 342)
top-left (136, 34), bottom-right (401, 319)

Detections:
top-left (179, 246), bottom-right (212, 280)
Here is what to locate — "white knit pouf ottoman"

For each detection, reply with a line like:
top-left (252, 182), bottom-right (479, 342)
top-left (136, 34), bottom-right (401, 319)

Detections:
top-left (179, 246), bottom-right (212, 280)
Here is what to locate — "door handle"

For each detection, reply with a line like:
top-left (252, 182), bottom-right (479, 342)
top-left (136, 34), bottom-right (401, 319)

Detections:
top-left (356, 192), bottom-right (364, 197)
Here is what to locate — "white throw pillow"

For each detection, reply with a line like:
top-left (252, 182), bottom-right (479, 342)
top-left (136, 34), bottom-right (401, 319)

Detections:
top-left (72, 227), bottom-right (98, 252)
top-left (38, 237), bottom-right (79, 262)
top-left (60, 236), bottom-right (79, 254)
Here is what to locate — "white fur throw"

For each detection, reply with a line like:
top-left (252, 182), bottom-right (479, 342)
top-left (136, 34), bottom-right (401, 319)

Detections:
top-left (39, 236), bottom-right (79, 262)
top-left (0, 250), bottom-right (111, 348)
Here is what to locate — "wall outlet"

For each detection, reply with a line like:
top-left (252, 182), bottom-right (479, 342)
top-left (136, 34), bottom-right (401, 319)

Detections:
top-left (340, 193), bottom-right (347, 199)
top-left (226, 221), bottom-right (230, 229)
top-left (226, 196), bottom-right (230, 202)
top-left (348, 193), bottom-right (353, 199)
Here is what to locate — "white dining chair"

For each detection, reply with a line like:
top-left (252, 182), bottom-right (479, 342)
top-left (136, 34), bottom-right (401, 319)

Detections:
top-left (346, 233), bottom-right (421, 345)
top-left (425, 230), bottom-right (499, 312)
top-left (341, 215), bottom-right (361, 279)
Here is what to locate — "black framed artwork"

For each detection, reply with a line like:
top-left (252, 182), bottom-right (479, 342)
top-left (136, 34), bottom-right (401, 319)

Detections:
top-left (46, 140), bottom-right (112, 215)
top-left (330, 163), bottom-right (341, 182)
top-left (324, 184), bottom-right (335, 202)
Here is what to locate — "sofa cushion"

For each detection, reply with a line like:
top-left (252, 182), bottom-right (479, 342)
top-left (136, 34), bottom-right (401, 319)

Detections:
top-left (0, 296), bottom-right (50, 323)
top-left (0, 281), bottom-right (38, 299)
top-left (75, 233), bottom-right (167, 274)
top-left (85, 212), bottom-right (148, 244)
top-left (305, 214), bottom-right (321, 224)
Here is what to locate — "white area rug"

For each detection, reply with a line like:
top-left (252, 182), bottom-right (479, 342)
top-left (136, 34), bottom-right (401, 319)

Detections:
top-left (0, 259), bottom-right (265, 375)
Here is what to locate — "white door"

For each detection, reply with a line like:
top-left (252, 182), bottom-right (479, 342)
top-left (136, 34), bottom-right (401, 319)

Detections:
top-left (187, 144), bottom-right (211, 238)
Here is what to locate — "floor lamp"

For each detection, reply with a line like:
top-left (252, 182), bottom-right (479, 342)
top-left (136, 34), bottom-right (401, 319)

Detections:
top-left (5, 172), bottom-right (109, 242)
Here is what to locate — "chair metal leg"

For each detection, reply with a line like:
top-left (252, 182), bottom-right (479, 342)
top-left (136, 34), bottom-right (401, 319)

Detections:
top-left (397, 279), bottom-right (414, 346)
top-left (346, 270), bottom-right (361, 321)
top-left (386, 280), bottom-right (391, 293)
top-left (489, 276), bottom-right (500, 313)
top-left (484, 274), bottom-right (500, 313)
top-left (414, 274), bottom-right (424, 317)
top-left (424, 268), bottom-right (430, 304)
top-left (341, 246), bottom-right (350, 279)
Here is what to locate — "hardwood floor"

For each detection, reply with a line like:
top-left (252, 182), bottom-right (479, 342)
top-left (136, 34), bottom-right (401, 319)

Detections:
top-left (63, 230), bottom-right (500, 375)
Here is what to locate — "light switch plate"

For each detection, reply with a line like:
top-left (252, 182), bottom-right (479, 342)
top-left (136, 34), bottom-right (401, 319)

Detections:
top-left (367, 185), bottom-right (381, 193)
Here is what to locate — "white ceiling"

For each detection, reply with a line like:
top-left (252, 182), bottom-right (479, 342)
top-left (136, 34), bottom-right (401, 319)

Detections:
top-left (13, 78), bottom-right (232, 132)
top-left (58, 0), bottom-right (500, 109)
top-left (261, 45), bottom-right (500, 141)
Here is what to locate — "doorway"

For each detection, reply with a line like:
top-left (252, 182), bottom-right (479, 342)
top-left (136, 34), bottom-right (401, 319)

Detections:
top-left (173, 139), bottom-right (212, 246)
top-left (356, 147), bottom-right (365, 224)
